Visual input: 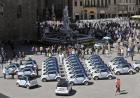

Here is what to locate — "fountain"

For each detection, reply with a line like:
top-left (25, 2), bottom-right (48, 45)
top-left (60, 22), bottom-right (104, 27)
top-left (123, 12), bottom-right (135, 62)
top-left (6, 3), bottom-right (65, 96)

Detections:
top-left (40, 6), bottom-right (94, 44)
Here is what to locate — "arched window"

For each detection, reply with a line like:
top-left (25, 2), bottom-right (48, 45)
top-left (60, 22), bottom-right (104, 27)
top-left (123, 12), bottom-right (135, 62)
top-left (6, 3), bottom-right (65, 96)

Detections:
top-left (17, 4), bottom-right (22, 18)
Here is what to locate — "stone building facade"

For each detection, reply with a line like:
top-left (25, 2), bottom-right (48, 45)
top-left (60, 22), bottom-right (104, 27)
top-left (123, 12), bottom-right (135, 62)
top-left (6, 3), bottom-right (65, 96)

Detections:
top-left (72, 0), bottom-right (140, 20)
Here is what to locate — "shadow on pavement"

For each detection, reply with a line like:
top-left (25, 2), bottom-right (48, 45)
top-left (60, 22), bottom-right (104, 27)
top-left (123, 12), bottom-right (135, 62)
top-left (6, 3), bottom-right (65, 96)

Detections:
top-left (30, 85), bottom-right (42, 89)
top-left (120, 90), bottom-right (128, 95)
top-left (0, 93), bottom-right (10, 98)
top-left (56, 89), bottom-right (76, 96)
top-left (74, 81), bottom-right (94, 86)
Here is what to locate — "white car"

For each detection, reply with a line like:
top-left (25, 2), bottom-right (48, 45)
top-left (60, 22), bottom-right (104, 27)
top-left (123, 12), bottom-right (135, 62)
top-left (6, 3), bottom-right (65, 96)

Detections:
top-left (68, 74), bottom-right (89, 85)
top-left (108, 57), bottom-right (125, 67)
top-left (41, 70), bottom-right (61, 82)
top-left (92, 69), bottom-right (114, 80)
top-left (65, 66), bottom-right (83, 75)
top-left (20, 60), bottom-right (38, 69)
top-left (114, 64), bottom-right (135, 75)
top-left (132, 60), bottom-right (140, 72)
top-left (55, 79), bottom-right (72, 95)
top-left (85, 59), bottom-right (102, 67)
top-left (16, 76), bottom-right (38, 89)
top-left (17, 67), bottom-right (36, 77)
top-left (66, 69), bottom-right (84, 78)
top-left (110, 61), bottom-right (127, 70)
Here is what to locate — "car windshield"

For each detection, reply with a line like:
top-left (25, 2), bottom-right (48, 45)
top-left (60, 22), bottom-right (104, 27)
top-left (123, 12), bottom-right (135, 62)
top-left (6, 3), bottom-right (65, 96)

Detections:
top-left (27, 76), bottom-right (36, 80)
top-left (48, 71), bottom-right (57, 74)
top-left (57, 80), bottom-right (68, 87)
top-left (23, 68), bottom-right (32, 71)
top-left (100, 69), bottom-right (108, 72)
top-left (75, 74), bottom-right (85, 78)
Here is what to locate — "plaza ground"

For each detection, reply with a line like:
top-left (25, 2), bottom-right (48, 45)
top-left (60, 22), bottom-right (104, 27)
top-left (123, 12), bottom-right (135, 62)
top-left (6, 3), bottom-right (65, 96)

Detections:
top-left (0, 50), bottom-right (140, 98)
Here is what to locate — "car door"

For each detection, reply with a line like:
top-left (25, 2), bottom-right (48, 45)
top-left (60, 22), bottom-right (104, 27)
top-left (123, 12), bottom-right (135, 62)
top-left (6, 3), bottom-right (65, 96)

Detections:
top-left (75, 75), bottom-right (85, 84)
top-left (100, 70), bottom-right (108, 78)
top-left (122, 64), bottom-right (129, 73)
top-left (48, 71), bottom-right (57, 80)
top-left (20, 77), bottom-right (27, 86)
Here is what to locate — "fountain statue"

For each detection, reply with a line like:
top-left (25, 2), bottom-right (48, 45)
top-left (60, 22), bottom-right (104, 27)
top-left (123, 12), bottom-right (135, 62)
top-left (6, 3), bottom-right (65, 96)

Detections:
top-left (63, 6), bottom-right (70, 31)
top-left (62, 6), bottom-right (72, 40)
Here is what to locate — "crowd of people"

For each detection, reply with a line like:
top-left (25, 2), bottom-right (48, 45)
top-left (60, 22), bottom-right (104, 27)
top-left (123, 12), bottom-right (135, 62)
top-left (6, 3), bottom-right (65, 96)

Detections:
top-left (0, 17), bottom-right (139, 65)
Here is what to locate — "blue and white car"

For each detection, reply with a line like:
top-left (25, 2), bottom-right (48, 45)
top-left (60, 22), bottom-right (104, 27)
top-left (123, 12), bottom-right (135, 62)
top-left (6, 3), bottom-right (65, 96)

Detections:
top-left (108, 57), bottom-right (126, 68)
top-left (114, 63), bottom-right (135, 75)
top-left (20, 60), bottom-right (38, 70)
top-left (2, 63), bottom-right (20, 79)
top-left (41, 70), bottom-right (61, 82)
top-left (55, 79), bottom-right (72, 95)
top-left (41, 57), bottom-right (61, 82)
top-left (17, 67), bottom-right (36, 77)
top-left (68, 74), bottom-right (89, 85)
top-left (132, 60), bottom-right (140, 72)
top-left (92, 69), bottom-right (114, 80)
top-left (16, 76), bottom-right (38, 89)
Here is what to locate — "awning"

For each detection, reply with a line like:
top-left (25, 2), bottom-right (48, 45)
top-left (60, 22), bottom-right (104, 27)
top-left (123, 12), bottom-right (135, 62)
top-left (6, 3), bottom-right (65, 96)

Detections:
top-left (131, 15), bottom-right (140, 19)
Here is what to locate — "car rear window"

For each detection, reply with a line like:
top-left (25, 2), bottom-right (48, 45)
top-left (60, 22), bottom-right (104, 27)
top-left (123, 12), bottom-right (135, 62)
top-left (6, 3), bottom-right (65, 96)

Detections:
top-left (57, 81), bottom-right (68, 87)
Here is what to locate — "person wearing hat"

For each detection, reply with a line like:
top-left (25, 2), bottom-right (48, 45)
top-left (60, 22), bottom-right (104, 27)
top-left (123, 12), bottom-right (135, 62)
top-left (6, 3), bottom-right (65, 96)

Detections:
top-left (115, 78), bottom-right (121, 95)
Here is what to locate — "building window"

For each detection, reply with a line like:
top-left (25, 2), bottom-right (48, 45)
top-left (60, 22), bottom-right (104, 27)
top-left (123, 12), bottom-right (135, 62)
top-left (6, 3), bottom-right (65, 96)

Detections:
top-left (108, 0), bottom-right (111, 5)
top-left (75, 1), bottom-right (77, 6)
top-left (101, 0), bottom-right (104, 7)
top-left (88, 0), bottom-right (90, 6)
top-left (105, 0), bottom-right (107, 7)
top-left (0, 3), bottom-right (4, 16)
top-left (17, 5), bottom-right (22, 18)
top-left (136, 0), bottom-right (138, 5)
top-left (80, 1), bottom-right (82, 6)
top-left (114, 0), bottom-right (116, 5)
top-left (97, 0), bottom-right (100, 7)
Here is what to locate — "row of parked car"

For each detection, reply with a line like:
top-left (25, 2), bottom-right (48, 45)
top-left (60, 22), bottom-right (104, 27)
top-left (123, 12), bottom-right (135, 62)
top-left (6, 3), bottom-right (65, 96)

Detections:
top-left (108, 56), bottom-right (136, 75)
top-left (41, 57), bottom-right (61, 82)
top-left (85, 55), bottom-right (114, 80)
top-left (64, 54), bottom-right (89, 85)
top-left (3, 59), bottom-right (39, 89)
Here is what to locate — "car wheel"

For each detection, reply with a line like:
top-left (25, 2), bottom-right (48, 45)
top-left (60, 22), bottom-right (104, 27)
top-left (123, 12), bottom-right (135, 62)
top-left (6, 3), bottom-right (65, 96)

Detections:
top-left (42, 78), bottom-right (47, 82)
top-left (16, 83), bottom-right (20, 87)
top-left (129, 71), bottom-right (133, 75)
top-left (70, 87), bottom-right (72, 92)
top-left (56, 77), bottom-right (61, 81)
top-left (27, 85), bottom-right (30, 89)
top-left (108, 75), bottom-right (113, 80)
top-left (135, 67), bottom-right (139, 72)
top-left (94, 76), bottom-right (99, 80)
top-left (116, 71), bottom-right (120, 75)
top-left (84, 81), bottom-right (89, 85)
top-left (70, 82), bottom-right (74, 86)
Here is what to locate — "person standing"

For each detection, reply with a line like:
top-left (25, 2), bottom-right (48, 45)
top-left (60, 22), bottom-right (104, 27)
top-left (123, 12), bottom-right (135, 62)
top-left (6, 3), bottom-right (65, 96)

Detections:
top-left (40, 46), bottom-right (43, 55)
top-left (115, 78), bottom-right (121, 95)
top-left (2, 67), bottom-right (7, 79)
top-left (32, 46), bottom-right (35, 54)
